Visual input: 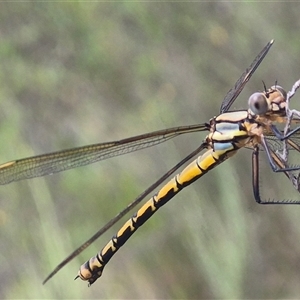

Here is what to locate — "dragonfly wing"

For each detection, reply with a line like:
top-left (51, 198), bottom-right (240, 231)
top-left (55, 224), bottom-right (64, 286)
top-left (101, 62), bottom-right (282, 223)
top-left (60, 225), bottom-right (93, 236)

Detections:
top-left (265, 133), bottom-right (300, 152)
top-left (0, 123), bottom-right (208, 185)
top-left (220, 40), bottom-right (274, 114)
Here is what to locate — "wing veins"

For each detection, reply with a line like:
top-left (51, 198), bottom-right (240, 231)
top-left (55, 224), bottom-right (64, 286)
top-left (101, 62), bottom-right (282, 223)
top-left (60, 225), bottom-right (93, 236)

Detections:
top-left (0, 123), bottom-right (208, 184)
top-left (220, 40), bottom-right (274, 113)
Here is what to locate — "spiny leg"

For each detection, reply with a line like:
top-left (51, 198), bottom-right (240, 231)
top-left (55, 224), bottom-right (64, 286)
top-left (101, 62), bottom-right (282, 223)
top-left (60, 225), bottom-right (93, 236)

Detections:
top-left (260, 135), bottom-right (300, 173)
top-left (252, 145), bottom-right (300, 204)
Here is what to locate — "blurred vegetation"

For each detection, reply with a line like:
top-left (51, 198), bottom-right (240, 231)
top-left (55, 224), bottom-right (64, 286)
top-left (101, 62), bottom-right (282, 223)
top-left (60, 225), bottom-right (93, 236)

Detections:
top-left (0, 2), bottom-right (300, 299)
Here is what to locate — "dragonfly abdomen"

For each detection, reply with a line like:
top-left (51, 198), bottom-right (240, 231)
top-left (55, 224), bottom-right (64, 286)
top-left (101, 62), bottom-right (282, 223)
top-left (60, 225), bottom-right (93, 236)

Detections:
top-left (76, 147), bottom-right (232, 285)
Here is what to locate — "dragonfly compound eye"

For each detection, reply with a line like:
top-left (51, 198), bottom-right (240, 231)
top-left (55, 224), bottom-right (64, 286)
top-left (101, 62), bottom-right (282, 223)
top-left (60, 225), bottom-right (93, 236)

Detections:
top-left (248, 92), bottom-right (269, 115)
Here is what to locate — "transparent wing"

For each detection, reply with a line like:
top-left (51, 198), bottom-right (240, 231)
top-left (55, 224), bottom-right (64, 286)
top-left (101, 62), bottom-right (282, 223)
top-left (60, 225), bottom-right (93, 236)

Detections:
top-left (0, 124), bottom-right (208, 185)
top-left (266, 132), bottom-right (300, 152)
top-left (220, 40), bottom-right (274, 113)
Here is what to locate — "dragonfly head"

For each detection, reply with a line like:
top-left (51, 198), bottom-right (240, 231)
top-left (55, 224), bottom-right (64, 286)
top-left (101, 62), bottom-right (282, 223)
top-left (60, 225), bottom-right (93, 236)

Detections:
top-left (248, 85), bottom-right (287, 120)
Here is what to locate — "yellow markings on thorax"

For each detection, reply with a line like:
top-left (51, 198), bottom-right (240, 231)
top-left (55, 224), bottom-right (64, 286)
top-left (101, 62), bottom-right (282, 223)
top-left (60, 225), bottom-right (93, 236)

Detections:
top-left (212, 111), bottom-right (249, 142)
top-left (243, 119), bottom-right (264, 139)
top-left (215, 111), bottom-right (248, 123)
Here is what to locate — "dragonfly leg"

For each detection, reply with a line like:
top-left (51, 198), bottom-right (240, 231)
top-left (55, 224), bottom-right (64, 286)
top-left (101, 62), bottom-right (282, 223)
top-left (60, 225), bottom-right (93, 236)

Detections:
top-left (261, 135), bottom-right (300, 172)
top-left (269, 124), bottom-right (300, 163)
top-left (252, 145), bottom-right (300, 204)
top-left (268, 81), bottom-right (300, 163)
top-left (270, 124), bottom-right (300, 141)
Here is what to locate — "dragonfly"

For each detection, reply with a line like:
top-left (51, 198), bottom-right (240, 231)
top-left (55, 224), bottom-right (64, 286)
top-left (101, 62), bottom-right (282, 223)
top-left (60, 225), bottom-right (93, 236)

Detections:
top-left (1, 39), bottom-right (300, 286)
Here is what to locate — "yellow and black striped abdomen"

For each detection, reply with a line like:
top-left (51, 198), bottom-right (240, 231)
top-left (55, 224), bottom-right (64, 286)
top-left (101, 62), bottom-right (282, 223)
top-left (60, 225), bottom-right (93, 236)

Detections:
top-left (77, 147), bottom-right (233, 285)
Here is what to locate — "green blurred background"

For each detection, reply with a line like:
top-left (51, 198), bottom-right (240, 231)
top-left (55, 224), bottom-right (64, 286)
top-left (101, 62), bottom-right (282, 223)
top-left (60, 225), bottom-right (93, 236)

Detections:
top-left (1, 2), bottom-right (300, 299)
